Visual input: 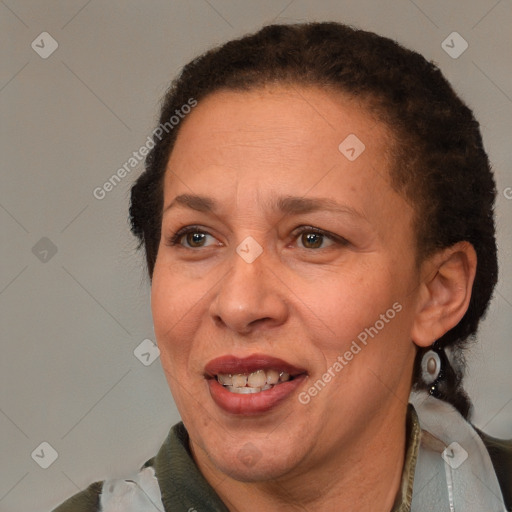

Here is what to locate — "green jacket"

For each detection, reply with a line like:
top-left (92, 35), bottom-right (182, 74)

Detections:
top-left (52, 407), bottom-right (511, 511)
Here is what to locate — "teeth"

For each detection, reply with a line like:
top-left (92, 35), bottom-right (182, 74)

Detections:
top-left (217, 374), bottom-right (233, 386)
top-left (266, 369), bottom-right (279, 385)
top-left (226, 386), bottom-right (261, 394)
top-left (247, 369), bottom-right (266, 388)
top-left (216, 368), bottom-right (295, 393)
top-left (231, 374), bottom-right (248, 388)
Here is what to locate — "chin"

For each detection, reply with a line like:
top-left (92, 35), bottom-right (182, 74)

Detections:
top-left (207, 443), bottom-right (303, 483)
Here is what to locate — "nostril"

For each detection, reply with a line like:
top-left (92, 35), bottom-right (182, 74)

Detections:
top-left (248, 317), bottom-right (273, 328)
top-left (212, 314), bottom-right (226, 328)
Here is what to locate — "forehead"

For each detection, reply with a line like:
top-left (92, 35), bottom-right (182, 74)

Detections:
top-left (169, 85), bottom-right (390, 168)
top-left (163, 86), bottom-right (412, 234)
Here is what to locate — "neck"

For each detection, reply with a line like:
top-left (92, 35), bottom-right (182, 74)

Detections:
top-left (192, 405), bottom-right (409, 512)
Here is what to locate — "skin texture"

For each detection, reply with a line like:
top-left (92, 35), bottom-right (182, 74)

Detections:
top-left (151, 86), bottom-right (477, 511)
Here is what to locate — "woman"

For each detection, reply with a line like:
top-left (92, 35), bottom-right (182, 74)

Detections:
top-left (53, 22), bottom-right (511, 512)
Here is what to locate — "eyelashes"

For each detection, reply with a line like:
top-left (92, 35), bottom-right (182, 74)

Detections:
top-left (166, 225), bottom-right (218, 248)
top-left (291, 226), bottom-right (349, 249)
top-left (166, 225), bottom-right (349, 250)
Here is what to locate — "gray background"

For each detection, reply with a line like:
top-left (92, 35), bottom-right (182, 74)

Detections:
top-left (1, 1), bottom-right (511, 510)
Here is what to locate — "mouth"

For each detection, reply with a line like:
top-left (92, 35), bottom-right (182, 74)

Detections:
top-left (216, 368), bottom-right (294, 394)
top-left (204, 354), bottom-right (308, 415)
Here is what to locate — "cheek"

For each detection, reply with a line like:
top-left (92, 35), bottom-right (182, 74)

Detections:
top-left (294, 264), bottom-right (415, 391)
top-left (151, 256), bottom-right (210, 328)
top-left (150, 274), bottom-right (205, 413)
top-left (294, 263), bottom-right (397, 341)
top-left (151, 266), bottom-right (197, 365)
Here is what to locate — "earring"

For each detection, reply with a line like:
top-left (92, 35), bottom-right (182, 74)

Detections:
top-left (421, 346), bottom-right (442, 396)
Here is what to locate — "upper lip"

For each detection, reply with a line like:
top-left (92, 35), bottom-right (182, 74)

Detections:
top-left (204, 354), bottom-right (307, 377)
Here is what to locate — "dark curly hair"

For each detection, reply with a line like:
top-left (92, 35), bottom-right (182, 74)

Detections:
top-left (129, 22), bottom-right (498, 418)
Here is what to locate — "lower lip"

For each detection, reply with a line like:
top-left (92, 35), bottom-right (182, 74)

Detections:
top-left (207, 375), bottom-right (307, 416)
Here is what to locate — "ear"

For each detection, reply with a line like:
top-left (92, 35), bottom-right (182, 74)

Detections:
top-left (411, 241), bottom-right (477, 347)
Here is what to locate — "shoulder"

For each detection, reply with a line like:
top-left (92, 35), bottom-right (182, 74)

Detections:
top-left (51, 480), bottom-right (103, 511)
top-left (50, 423), bottom-right (197, 512)
top-left (51, 460), bottom-right (161, 512)
top-left (476, 428), bottom-right (512, 511)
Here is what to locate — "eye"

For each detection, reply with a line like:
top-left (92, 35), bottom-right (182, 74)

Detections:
top-left (293, 227), bottom-right (347, 249)
top-left (182, 232), bottom-right (212, 248)
top-left (299, 231), bottom-right (329, 249)
top-left (167, 227), bottom-right (219, 249)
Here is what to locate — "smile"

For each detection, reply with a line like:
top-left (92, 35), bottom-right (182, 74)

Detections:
top-left (205, 354), bottom-right (308, 415)
top-left (217, 369), bottom-right (292, 394)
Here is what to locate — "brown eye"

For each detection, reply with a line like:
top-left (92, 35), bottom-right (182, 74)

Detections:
top-left (167, 226), bottom-right (220, 250)
top-left (301, 232), bottom-right (324, 249)
top-left (294, 227), bottom-right (340, 250)
top-left (184, 232), bottom-right (207, 247)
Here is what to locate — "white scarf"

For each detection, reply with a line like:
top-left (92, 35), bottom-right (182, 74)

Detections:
top-left (99, 465), bottom-right (165, 511)
top-left (410, 390), bottom-right (506, 511)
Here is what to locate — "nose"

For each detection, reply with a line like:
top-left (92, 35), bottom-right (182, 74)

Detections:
top-left (208, 249), bottom-right (289, 335)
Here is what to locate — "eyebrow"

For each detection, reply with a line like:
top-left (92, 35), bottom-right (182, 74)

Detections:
top-left (163, 193), bottom-right (366, 220)
top-left (276, 196), bottom-right (365, 219)
top-left (164, 194), bottom-right (215, 213)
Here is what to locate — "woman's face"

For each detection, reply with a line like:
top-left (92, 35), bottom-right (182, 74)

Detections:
top-left (151, 86), bottom-right (423, 481)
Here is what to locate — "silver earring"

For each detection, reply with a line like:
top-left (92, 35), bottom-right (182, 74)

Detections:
top-left (421, 349), bottom-right (441, 386)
